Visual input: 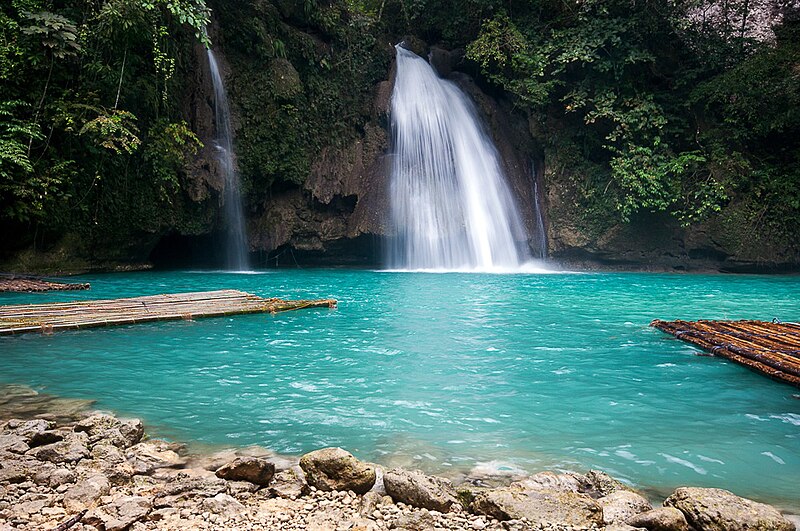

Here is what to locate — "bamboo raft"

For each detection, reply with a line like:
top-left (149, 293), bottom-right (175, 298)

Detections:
top-left (0, 289), bottom-right (336, 336)
top-left (651, 319), bottom-right (800, 387)
top-left (0, 277), bottom-right (90, 293)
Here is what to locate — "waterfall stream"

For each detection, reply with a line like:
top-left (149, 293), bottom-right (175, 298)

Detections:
top-left (207, 49), bottom-right (249, 271)
top-left (387, 44), bottom-right (532, 271)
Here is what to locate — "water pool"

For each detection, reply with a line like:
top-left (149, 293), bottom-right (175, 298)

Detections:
top-left (1, 269), bottom-right (798, 510)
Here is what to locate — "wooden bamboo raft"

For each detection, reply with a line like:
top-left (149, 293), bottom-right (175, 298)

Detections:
top-left (651, 319), bottom-right (800, 387)
top-left (0, 277), bottom-right (90, 293)
top-left (0, 289), bottom-right (336, 336)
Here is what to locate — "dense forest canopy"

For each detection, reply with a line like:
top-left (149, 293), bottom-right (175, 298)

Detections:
top-left (0, 0), bottom-right (798, 268)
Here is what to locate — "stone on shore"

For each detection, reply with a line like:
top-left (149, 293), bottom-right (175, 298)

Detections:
top-left (215, 456), bottom-right (275, 486)
top-left (63, 474), bottom-right (111, 512)
top-left (125, 440), bottom-right (185, 474)
top-left (299, 447), bottom-right (376, 494)
top-left (664, 487), bottom-right (795, 531)
top-left (383, 468), bottom-right (460, 512)
top-left (74, 413), bottom-right (144, 448)
top-left (470, 481), bottom-right (603, 526)
top-left (201, 493), bottom-right (247, 517)
top-left (627, 507), bottom-right (690, 531)
top-left (27, 431), bottom-right (89, 463)
top-left (599, 490), bottom-right (654, 524)
top-left (269, 468), bottom-right (310, 499)
top-left (85, 495), bottom-right (152, 531)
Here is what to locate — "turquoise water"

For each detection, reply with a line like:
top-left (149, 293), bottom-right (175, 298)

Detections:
top-left (1, 270), bottom-right (799, 509)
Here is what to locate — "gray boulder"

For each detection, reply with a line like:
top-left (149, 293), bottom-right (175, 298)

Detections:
top-left (383, 468), bottom-right (459, 512)
top-left (470, 482), bottom-right (603, 526)
top-left (215, 456), bottom-right (275, 486)
top-left (75, 413), bottom-right (144, 448)
top-left (664, 487), bottom-right (795, 531)
top-left (201, 493), bottom-right (246, 517)
top-left (126, 440), bottom-right (185, 474)
top-left (269, 468), bottom-right (309, 499)
top-left (627, 507), bottom-right (690, 531)
top-left (299, 447), bottom-right (375, 494)
top-left (28, 431), bottom-right (90, 463)
top-left (63, 474), bottom-right (111, 512)
top-left (0, 433), bottom-right (29, 453)
top-left (599, 490), bottom-right (654, 525)
top-left (574, 469), bottom-right (631, 498)
top-left (85, 495), bottom-right (152, 531)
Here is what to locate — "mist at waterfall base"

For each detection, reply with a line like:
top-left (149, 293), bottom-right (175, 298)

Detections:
top-left (207, 49), bottom-right (250, 271)
top-left (388, 45), bottom-right (546, 273)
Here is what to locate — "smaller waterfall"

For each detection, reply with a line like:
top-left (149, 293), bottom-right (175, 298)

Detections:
top-left (530, 161), bottom-right (548, 259)
top-left (207, 49), bottom-right (249, 271)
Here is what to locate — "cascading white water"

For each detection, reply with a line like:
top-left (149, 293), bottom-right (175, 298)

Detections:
top-left (388, 45), bottom-right (530, 271)
top-left (207, 49), bottom-right (249, 271)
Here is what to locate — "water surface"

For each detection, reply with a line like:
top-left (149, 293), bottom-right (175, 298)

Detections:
top-left (1, 270), bottom-right (798, 510)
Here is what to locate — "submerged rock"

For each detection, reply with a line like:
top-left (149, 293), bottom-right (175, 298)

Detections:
top-left (383, 468), bottom-right (460, 512)
top-left (664, 487), bottom-right (795, 531)
top-left (627, 507), bottom-right (690, 531)
top-left (215, 456), bottom-right (275, 486)
top-left (299, 447), bottom-right (376, 494)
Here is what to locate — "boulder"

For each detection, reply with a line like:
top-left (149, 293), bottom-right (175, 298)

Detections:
top-left (28, 432), bottom-right (90, 463)
top-left (599, 490), bottom-right (654, 525)
top-left (0, 433), bottom-right (29, 453)
top-left (299, 447), bottom-right (375, 494)
top-left (83, 443), bottom-right (134, 485)
top-left (627, 507), bottom-right (690, 531)
top-left (516, 471), bottom-right (582, 493)
top-left (63, 474), bottom-right (111, 512)
top-left (215, 457), bottom-right (275, 486)
top-left (269, 468), bottom-right (309, 499)
top-left (664, 487), bottom-right (794, 531)
top-left (75, 413), bottom-right (144, 448)
top-left (153, 472), bottom-right (227, 508)
top-left (470, 484), bottom-right (603, 526)
top-left (85, 496), bottom-right (152, 531)
top-left (126, 440), bottom-right (185, 474)
top-left (201, 493), bottom-right (246, 517)
top-left (383, 468), bottom-right (459, 512)
top-left (574, 470), bottom-right (631, 498)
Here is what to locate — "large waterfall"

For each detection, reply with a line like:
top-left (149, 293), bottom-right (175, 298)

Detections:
top-left (207, 49), bottom-right (249, 271)
top-left (388, 45), bottom-right (531, 271)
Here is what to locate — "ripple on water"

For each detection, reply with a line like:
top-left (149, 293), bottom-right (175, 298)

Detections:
top-left (0, 269), bottom-right (799, 511)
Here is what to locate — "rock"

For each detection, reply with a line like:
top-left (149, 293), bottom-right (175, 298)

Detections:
top-left (48, 467), bottom-right (77, 488)
top-left (599, 490), bottom-right (653, 524)
top-left (0, 433), bottom-right (29, 454)
top-left (28, 430), bottom-right (63, 448)
top-left (299, 447), bottom-right (376, 494)
top-left (606, 525), bottom-right (647, 531)
top-left (81, 443), bottom-right (135, 485)
top-left (470, 484), bottom-right (603, 527)
top-left (28, 432), bottom-right (90, 463)
top-left (215, 456), bottom-right (275, 486)
top-left (201, 493), bottom-right (246, 517)
top-left (574, 470), bottom-right (631, 498)
top-left (383, 468), bottom-right (459, 512)
top-left (269, 468), bottom-right (309, 499)
top-left (85, 496), bottom-right (152, 531)
top-left (0, 461), bottom-right (27, 483)
top-left (391, 510), bottom-right (437, 530)
top-left (515, 471), bottom-right (582, 493)
top-left (75, 413), bottom-right (144, 448)
top-left (153, 473), bottom-right (227, 507)
top-left (63, 474), bottom-right (111, 512)
top-left (360, 491), bottom-right (383, 516)
top-left (627, 507), bottom-right (690, 531)
top-left (126, 440), bottom-right (185, 474)
top-left (664, 487), bottom-right (794, 531)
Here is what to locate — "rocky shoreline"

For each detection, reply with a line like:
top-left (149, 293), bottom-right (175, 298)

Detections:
top-left (0, 394), bottom-right (797, 531)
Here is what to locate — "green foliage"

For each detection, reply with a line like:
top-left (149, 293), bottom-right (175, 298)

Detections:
top-left (80, 109), bottom-right (141, 154)
top-left (22, 11), bottom-right (80, 58)
top-left (143, 119), bottom-right (201, 202)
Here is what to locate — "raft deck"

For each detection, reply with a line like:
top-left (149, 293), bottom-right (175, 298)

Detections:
top-left (0, 289), bottom-right (336, 336)
top-left (651, 319), bottom-right (800, 387)
top-left (0, 277), bottom-right (90, 293)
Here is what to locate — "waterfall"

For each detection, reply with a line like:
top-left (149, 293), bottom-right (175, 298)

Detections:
top-left (388, 45), bottom-right (531, 271)
top-left (531, 161), bottom-right (548, 259)
top-left (207, 49), bottom-right (249, 271)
